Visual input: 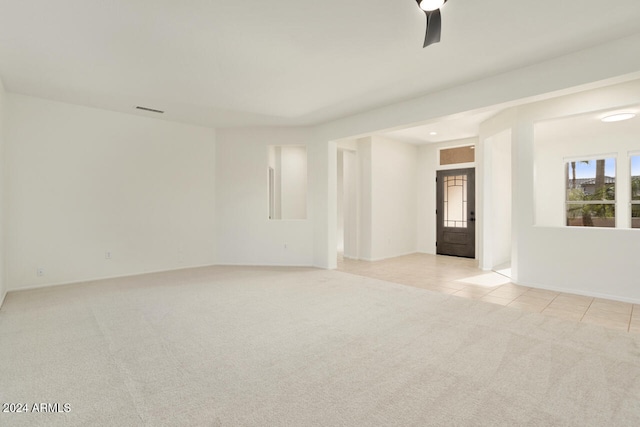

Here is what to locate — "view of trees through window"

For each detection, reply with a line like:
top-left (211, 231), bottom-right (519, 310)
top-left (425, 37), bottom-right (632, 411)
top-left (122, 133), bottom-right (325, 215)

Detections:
top-left (565, 158), bottom-right (616, 227)
top-left (632, 156), bottom-right (640, 228)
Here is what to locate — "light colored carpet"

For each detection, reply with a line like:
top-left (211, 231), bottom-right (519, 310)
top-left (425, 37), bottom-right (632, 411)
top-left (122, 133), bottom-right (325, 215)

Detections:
top-left (1, 266), bottom-right (640, 426)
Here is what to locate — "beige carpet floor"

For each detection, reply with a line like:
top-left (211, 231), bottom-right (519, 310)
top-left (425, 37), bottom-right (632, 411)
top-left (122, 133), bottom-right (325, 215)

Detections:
top-left (1, 266), bottom-right (640, 426)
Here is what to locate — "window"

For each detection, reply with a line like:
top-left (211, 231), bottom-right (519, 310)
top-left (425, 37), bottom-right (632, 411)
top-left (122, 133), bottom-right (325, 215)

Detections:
top-left (439, 145), bottom-right (475, 166)
top-left (632, 155), bottom-right (640, 228)
top-left (565, 158), bottom-right (616, 227)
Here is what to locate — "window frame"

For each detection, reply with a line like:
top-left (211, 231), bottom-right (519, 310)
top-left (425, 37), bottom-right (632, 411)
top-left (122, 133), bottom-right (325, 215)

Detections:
top-left (630, 152), bottom-right (640, 229)
top-left (564, 155), bottom-right (617, 228)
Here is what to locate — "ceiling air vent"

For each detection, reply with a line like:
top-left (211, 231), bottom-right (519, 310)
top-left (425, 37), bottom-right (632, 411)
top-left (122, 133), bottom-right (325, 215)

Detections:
top-left (135, 106), bottom-right (164, 114)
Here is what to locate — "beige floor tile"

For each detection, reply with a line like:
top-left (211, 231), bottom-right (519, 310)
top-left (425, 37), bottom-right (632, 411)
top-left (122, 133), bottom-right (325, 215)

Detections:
top-left (337, 253), bottom-right (634, 334)
top-left (512, 293), bottom-right (555, 306)
top-left (584, 308), bottom-right (631, 323)
top-left (525, 288), bottom-right (560, 299)
top-left (454, 288), bottom-right (492, 300)
top-left (487, 290), bottom-right (527, 300)
top-left (487, 286), bottom-right (529, 299)
top-left (429, 286), bottom-right (459, 295)
top-left (590, 298), bottom-right (633, 315)
top-left (498, 283), bottom-right (530, 290)
top-left (507, 301), bottom-right (545, 313)
top-left (545, 301), bottom-right (589, 315)
top-left (581, 315), bottom-right (630, 332)
top-left (628, 315), bottom-right (640, 328)
top-left (542, 307), bottom-right (585, 322)
top-left (553, 293), bottom-right (594, 307)
top-left (437, 281), bottom-right (469, 291)
top-left (479, 295), bottom-right (514, 306)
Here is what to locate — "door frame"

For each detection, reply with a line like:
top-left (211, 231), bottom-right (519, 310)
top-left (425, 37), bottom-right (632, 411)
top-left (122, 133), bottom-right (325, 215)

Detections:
top-left (436, 167), bottom-right (476, 258)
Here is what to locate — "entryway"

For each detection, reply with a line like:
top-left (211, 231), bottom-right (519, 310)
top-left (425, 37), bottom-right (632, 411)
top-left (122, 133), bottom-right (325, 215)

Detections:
top-left (436, 168), bottom-right (476, 258)
top-left (336, 253), bottom-right (638, 333)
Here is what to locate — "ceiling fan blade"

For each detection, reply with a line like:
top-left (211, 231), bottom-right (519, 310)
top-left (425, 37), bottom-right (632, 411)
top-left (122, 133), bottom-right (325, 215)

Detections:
top-left (423, 9), bottom-right (442, 47)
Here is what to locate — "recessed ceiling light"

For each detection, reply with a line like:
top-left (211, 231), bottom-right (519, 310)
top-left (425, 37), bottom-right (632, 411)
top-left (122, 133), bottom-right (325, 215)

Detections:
top-left (429, 131), bottom-right (438, 136)
top-left (601, 113), bottom-right (635, 122)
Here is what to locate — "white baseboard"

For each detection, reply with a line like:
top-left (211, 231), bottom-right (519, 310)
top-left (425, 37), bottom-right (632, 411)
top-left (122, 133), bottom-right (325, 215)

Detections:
top-left (515, 279), bottom-right (640, 305)
top-left (215, 262), bottom-right (315, 269)
top-left (359, 251), bottom-right (419, 262)
top-left (8, 263), bottom-right (218, 293)
top-left (9, 261), bottom-right (637, 306)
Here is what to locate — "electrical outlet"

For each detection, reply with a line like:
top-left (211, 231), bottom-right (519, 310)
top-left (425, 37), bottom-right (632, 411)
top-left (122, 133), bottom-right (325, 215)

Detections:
top-left (105, 251), bottom-right (112, 260)
top-left (36, 268), bottom-right (44, 277)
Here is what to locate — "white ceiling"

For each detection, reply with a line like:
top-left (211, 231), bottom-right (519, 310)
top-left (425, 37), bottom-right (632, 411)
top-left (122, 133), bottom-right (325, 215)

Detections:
top-left (535, 105), bottom-right (640, 146)
top-left (381, 109), bottom-right (498, 144)
top-left (1, 0), bottom-right (640, 128)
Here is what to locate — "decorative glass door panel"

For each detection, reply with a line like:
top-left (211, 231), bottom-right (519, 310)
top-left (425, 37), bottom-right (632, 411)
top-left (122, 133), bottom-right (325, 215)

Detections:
top-left (436, 168), bottom-right (475, 258)
top-left (444, 175), bottom-right (468, 228)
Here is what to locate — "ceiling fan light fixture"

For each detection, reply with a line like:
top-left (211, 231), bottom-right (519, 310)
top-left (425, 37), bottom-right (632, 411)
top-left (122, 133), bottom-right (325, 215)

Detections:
top-left (419, 0), bottom-right (445, 12)
top-left (417, 0), bottom-right (448, 47)
top-left (600, 112), bottom-right (636, 122)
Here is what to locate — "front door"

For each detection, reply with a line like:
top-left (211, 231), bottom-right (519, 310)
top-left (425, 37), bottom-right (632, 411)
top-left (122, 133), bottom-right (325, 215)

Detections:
top-left (436, 168), bottom-right (476, 258)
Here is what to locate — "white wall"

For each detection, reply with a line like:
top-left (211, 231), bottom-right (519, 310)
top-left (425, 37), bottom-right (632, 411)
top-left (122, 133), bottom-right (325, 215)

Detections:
top-left (0, 78), bottom-right (6, 305)
top-left (357, 138), bottom-right (373, 260)
top-left (215, 127), bottom-right (316, 266)
top-left (535, 114), bottom-right (639, 228)
top-left (342, 150), bottom-right (358, 258)
top-left (416, 145), bottom-right (435, 254)
top-left (336, 150), bottom-right (344, 252)
top-left (280, 145), bottom-right (307, 220)
top-left (488, 131), bottom-right (512, 268)
top-left (313, 137), bottom-right (336, 269)
top-left (335, 139), bottom-right (358, 259)
top-left (478, 109), bottom-right (517, 271)
top-left (512, 80), bottom-right (640, 302)
top-left (5, 94), bottom-right (216, 290)
top-left (320, 34), bottom-right (640, 273)
top-left (267, 145), bottom-right (307, 220)
top-left (209, 34), bottom-right (640, 274)
top-left (3, 30), bottom-right (640, 299)
top-left (417, 138), bottom-right (477, 255)
top-left (267, 145), bottom-right (281, 219)
top-left (369, 136), bottom-right (418, 261)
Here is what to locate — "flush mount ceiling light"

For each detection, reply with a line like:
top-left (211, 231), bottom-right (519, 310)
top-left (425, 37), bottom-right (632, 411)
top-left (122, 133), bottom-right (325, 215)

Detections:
top-left (419, 0), bottom-right (445, 11)
top-left (429, 131), bottom-right (438, 135)
top-left (415, 0), bottom-right (449, 47)
top-left (600, 112), bottom-right (636, 122)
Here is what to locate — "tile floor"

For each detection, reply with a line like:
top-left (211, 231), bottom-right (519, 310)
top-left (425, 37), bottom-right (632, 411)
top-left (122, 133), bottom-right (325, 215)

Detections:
top-left (337, 253), bottom-right (640, 333)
